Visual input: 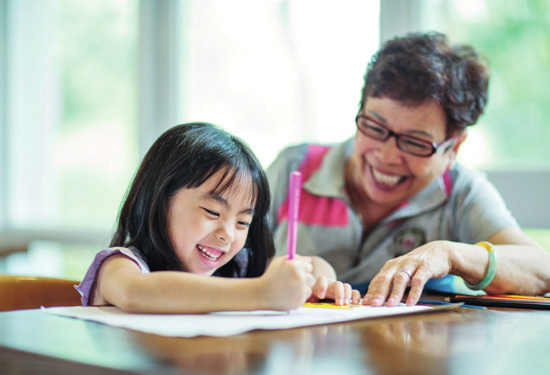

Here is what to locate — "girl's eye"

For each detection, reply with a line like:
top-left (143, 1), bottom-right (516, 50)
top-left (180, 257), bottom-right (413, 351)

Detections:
top-left (237, 220), bottom-right (251, 228)
top-left (202, 208), bottom-right (219, 217)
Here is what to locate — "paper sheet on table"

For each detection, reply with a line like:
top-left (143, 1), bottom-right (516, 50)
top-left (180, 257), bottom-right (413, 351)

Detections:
top-left (42, 303), bottom-right (443, 337)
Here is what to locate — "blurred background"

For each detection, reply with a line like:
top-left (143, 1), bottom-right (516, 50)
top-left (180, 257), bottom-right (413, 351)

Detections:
top-left (1, 0), bottom-right (549, 279)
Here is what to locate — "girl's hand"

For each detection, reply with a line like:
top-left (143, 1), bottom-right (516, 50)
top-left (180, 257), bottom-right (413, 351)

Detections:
top-left (308, 276), bottom-right (362, 305)
top-left (259, 256), bottom-right (315, 311)
top-left (362, 241), bottom-right (453, 307)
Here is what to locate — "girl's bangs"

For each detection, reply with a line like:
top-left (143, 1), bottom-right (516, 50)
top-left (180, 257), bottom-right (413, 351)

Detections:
top-left (209, 166), bottom-right (258, 209)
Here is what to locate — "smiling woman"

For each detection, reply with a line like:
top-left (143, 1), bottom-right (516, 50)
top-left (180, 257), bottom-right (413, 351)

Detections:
top-left (266, 31), bottom-right (550, 307)
top-left (349, 97), bottom-right (460, 220)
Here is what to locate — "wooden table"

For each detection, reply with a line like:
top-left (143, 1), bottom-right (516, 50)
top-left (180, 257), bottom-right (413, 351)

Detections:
top-left (1, 302), bottom-right (549, 375)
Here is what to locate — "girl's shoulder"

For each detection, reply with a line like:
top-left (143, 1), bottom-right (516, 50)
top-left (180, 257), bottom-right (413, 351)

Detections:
top-left (75, 246), bottom-right (150, 306)
top-left (95, 247), bottom-right (150, 273)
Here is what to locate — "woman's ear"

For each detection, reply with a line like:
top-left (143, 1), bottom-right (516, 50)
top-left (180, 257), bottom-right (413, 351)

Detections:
top-left (452, 131), bottom-right (468, 153)
top-left (447, 131), bottom-right (467, 169)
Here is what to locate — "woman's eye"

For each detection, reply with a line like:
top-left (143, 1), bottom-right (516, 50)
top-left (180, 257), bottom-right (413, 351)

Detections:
top-left (366, 123), bottom-right (385, 134)
top-left (402, 138), bottom-right (431, 150)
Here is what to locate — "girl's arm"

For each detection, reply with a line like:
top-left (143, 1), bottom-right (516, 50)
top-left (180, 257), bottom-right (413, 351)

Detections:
top-left (310, 256), bottom-right (337, 281)
top-left (92, 255), bottom-right (315, 313)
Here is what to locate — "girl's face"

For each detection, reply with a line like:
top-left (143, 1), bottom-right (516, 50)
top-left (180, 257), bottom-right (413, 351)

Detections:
top-left (349, 96), bottom-right (462, 210)
top-left (166, 169), bottom-right (255, 276)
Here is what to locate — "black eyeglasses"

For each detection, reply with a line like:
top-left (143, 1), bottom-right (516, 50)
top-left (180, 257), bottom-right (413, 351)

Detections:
top-left (355, 115), bottom-right (457, 157)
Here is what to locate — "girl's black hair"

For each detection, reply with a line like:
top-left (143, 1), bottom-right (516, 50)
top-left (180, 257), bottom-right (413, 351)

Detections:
top-left (110, 122), bottom-right (274, 278)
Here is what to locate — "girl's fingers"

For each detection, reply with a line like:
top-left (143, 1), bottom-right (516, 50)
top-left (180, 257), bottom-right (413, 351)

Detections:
top-left (343, 283), bottom-right (353, 304)
top-left (312, 276), bottom-right (328, 300)
top-left (351, 289), bottom-right (362, 304)
top-left (333, 282), bottom-right (345, 305)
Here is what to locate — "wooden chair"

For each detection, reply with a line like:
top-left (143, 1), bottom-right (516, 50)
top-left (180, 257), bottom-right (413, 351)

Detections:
top-left (0, 275), bottom-right (82, 311)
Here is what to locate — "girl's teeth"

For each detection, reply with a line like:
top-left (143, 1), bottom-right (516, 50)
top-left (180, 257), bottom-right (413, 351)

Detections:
top-left (197, 245), bottom-right (221, 261)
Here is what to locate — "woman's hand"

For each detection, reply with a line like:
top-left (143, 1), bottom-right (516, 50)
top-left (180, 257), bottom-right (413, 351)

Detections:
top-left (308, 276), bottom-right (362, 305)
top-left (259, 256), bottom-right (315, 311)
top-left (362, 241), bottom-right (454, 307)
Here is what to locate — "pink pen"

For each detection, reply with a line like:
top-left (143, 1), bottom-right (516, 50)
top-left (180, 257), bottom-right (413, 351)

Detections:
top-left (286, 171), bottom-right (302, 260)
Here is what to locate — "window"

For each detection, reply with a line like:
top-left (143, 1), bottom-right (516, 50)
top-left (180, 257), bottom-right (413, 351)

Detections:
top-left (1, 0), bottom-right (138, 276)
top-left (4, 0), bottom-right (138, 233)
top-left (378, 0), bottom-right (550, 228)
top-left (418, 0), bottom-right (550, 170)
top-left (1, 0), bottom-right (380, 276)
top-left (3, 1), bottom-right (547, 278)
top-left (179, 0), bottom-right (380, 166)
top-left (417, 0), bottom-right (550, 229)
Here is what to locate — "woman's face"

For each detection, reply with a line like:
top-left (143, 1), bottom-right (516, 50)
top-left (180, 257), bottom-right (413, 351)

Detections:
top-left (166, 170), bottom-right (255, 276)
top-left (349, 96), bottom-right (461, 210)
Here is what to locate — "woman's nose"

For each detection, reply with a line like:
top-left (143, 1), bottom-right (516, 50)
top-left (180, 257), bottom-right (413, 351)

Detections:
top-left (376, 136), bottom-right (403, 161)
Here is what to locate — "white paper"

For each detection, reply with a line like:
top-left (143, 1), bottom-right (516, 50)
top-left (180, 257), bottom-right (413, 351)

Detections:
top-left (43, 304), bottom-right (434, 337)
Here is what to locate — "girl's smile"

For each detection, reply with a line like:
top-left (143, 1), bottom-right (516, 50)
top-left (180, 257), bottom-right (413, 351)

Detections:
top-left (196, 244), bottom-right (225, 268)
top-left (166, 169), bottom-right (255, 276)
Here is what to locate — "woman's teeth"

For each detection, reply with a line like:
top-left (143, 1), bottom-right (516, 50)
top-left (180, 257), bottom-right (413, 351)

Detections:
top-left (372, 169), bottom-right (403, 186)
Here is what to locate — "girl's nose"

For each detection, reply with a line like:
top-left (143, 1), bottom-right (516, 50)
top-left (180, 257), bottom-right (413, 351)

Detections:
top-left (216, 222), bottom-right (235, 244)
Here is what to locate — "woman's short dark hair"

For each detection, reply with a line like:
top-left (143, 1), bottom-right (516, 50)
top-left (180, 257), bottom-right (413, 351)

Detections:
top-left (360, 31), bottom-right (489, 135)
top-left (110, 122), bottom-right (274, 278)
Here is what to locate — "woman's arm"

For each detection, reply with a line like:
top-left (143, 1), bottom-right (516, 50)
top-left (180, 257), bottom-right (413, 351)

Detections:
top-left (93, 255), bottom-right (315, 313)
top-left (363, 227), bottom-right (550, 306)
top-left (454, 227), bottom-right (550, 295)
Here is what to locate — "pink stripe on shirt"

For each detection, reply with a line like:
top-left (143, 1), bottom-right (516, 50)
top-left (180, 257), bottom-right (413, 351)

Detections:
top-left (277, 145), bottom-right (348, 227)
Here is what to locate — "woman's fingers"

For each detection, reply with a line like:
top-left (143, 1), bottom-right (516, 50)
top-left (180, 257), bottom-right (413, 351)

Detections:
top-left (362, 272), bottom-right (392, 306)
top-left (363, 241), bottom-right (454, 306)
top-left (385, 268), bottom-right (412, 306)
top-left (405, 266), bottom-right (430, 305)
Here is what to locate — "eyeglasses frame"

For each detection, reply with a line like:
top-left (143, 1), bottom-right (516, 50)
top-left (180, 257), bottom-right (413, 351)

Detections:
top-left (355, 114), bottom-right (459, 157)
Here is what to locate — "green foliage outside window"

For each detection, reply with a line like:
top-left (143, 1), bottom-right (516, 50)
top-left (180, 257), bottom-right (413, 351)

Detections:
top-left (441, 0), bottom-right (550, 170)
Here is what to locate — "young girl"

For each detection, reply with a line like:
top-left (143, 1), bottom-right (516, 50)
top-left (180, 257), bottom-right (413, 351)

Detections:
top-left (77, 123), bottom-right (360, 313)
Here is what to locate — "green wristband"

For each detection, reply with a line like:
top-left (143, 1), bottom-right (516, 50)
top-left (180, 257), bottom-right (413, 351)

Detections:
top-left (465, 241), bottom-right (498, 290)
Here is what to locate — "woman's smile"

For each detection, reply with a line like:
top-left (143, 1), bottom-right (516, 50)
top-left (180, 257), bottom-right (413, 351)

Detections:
top-left (350, 96), bottom-right (455, 209)
top-left (370, 165), bottom-right (408, 189)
